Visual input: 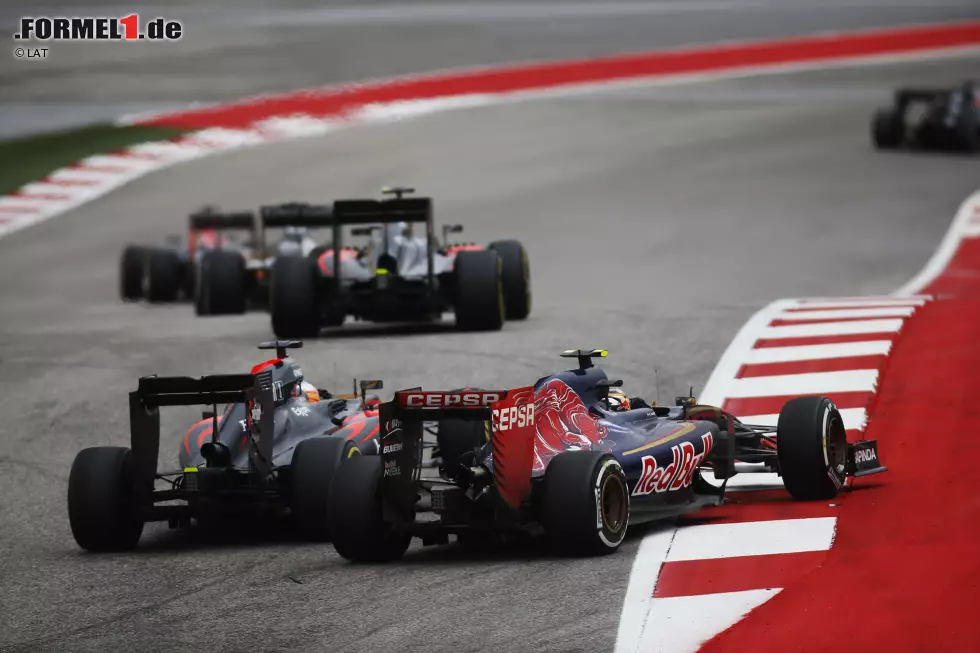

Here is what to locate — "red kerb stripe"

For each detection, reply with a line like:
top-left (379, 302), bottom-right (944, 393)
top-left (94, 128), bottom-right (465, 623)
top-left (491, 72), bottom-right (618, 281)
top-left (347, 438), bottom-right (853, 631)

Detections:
top-left (653, 550), bottom-right (828, 598)
top-left (737, 355), bottom-right (886, 378)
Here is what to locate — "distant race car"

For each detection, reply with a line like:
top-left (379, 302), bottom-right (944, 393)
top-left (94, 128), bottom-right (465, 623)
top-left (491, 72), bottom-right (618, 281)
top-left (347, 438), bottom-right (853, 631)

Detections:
top-left (193, 205), bottom-right (329, 316)
top-left (119, 207), bottom-right (328, 315)
top-left (267, 187), bottom-right (531, 337)
top-left (871, 81), bottom-right (979, 152)
top-left (119, 207), bottom-right (258, 307)
top-left (67, 340), bottom-right (383, 552)
top-left (326, 349), bottom-right (887, 561)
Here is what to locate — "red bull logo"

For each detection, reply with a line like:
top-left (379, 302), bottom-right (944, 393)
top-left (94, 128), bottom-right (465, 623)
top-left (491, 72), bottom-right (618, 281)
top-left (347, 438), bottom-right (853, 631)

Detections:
top-left (631, 433), bottom-right (714, 496)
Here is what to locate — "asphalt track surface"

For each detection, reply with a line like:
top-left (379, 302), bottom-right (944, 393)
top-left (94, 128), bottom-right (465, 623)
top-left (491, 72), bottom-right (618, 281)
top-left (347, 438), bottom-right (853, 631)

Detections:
top-left (1, 0), bottom-right (979, 135)
top-left (2, 50), bottom-right (980, 651)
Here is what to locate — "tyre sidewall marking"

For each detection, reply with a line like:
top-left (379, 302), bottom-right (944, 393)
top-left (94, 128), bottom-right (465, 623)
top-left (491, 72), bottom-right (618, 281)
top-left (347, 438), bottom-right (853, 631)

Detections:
top-left (594, 457), bottom-right (629, 548)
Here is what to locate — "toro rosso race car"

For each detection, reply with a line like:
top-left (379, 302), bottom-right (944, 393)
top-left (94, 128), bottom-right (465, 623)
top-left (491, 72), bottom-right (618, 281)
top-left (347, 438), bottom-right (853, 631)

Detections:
top-left (268, 187), bottom-right (531, 338)
top-left (326, 349), bottom-right (887, 561)
top-left (872, 81), bottom-right (979, 152)
top-left (67, 341), bottom-right (383, 552)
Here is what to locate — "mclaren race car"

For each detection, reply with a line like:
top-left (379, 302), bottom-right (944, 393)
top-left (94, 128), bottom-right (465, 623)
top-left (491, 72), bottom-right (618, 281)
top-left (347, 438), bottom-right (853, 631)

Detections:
top-left (267, 187), bottom-right (531, 338)
top-left (67, 341), bottom-right (383, 552)
top-left (326, 349), bottom-right (887, 561)
top-left (872, 81), bottom-right (979, 152)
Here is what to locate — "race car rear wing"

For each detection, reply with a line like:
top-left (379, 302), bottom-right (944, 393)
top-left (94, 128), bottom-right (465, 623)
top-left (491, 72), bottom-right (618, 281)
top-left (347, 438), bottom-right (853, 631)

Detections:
top-left (377, 387), bottom-right (536, 523)
top-left (258, 203), bottom-right (333, 259)
top-left (128, 370), bottom-right (277, 497)
top-left (332, 196), bottom-right (436, 285)
top-left (188, 210), bottom-right (256, 231)
top-left (187, 209), bottom-right (257, 258)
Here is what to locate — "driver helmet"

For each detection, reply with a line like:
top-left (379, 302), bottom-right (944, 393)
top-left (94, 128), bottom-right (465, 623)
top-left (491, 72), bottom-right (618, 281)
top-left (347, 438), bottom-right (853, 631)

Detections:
top-left (291, 381), bottom-right (321, 403)
top-left (607, 387), bottom-right (632, 412)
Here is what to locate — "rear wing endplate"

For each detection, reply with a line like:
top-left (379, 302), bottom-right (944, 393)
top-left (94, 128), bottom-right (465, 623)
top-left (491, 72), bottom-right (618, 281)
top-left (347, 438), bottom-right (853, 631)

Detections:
top-left (129, 370), bottom-right (277, 494)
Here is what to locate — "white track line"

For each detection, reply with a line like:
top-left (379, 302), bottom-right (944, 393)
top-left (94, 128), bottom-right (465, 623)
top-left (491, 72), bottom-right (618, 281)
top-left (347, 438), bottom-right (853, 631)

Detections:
top-left (895, 190), bottom-right (980, 296)
top-left (744, 340), bottom-right (893, 363)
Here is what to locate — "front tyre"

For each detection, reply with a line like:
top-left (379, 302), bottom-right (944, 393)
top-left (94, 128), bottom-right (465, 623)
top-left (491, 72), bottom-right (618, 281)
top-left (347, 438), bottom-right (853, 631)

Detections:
top-left (542, 452), bottom-right (629, 556)
top-left (290, 437), bottom-right (361, 541)
top-left (488, 240), bottom-right (531, 320)
top-left (777, 396), bottom-right (848, 501)
top-left (327, 456), bottom-right (412, 562)
top-left (68, 446), bottom-right (144, 552)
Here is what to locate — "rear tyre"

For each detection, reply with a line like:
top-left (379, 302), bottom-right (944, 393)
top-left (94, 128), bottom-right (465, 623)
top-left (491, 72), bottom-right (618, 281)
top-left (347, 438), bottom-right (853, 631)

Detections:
top-left (291, 437), bottom-right (361, 541)
top-left (489, 240), bottom-right (531, 321)
top-left (195, 250), bottom-right (247, 315)
top-left (68, 446), bottom-right (144, 552)
top-left (327, 456), bottom-right (412, 562)
top-left (120, 245), bottom-right (146, 300)
top-left (777, 396), bottom-right (847, 501)
top-left (542, 451), bottom-right (629, 556)
top-left (143, 248), bottom-right (182, 303)
top-left (871, 108), bottom-right (903, 149)
top-left (454, 250), bottom-right (504, 331)
top-left (271, 256), bottom-right (321, 338)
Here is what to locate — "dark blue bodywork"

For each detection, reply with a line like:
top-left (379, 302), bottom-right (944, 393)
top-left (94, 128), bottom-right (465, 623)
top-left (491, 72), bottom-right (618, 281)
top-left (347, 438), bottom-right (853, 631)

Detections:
top-left (480, 365), bottom-right (727, 524)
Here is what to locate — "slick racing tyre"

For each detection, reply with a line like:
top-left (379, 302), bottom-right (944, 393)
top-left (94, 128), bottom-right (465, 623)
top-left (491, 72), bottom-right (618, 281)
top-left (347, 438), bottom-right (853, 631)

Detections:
top-left (68, 446), bottom-right (144, 552)
top-left (488, 240), bottom-right (531, 321)
top-left (955, 112), bottom-right (980, 153)
top-left (454, 250), bottom-right (504, 331)
top-left (290, 436), bottom-right (361, 541)
top-left (777, 396), bottom-right (848, 501)
top-left (143, 248), bottom-right (183, 303)
top-left (195, 250), bottom-right (247, 315)
top-left (871, 108), bottom-right (903, 150)
top-left (542, 452), bottom-right (629, 556)
top-left (270, 256), bottom-right (320, 338)
top-left (327, 456), bottom-right (412, 562)
top-left (120, 245), bottom-right (146, 300)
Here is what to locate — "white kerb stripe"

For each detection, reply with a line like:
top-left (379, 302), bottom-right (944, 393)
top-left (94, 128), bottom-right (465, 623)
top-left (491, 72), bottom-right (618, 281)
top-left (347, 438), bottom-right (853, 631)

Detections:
top-left (728, 369), bottom-right (878, 398)
top-left (786, 297), bottom-right (926, 309)
top-left (774, 306), bottom-right (915, 320)
top-left (761, 318), bottom-right (903, 339)
top-left (665, 517), bottom-right (837, 562)
top-left (639, 589), bottom-right (780, 653)
top-left (738, 407), bottom-right (867, 431)
top-left (745, 340), bottom-right (893, 363)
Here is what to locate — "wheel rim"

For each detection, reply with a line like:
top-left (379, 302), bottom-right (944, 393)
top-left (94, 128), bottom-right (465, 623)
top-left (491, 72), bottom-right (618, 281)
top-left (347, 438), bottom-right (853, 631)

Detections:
top-left (826, 413), bottom-right (848, 477)
top-left (600, 472), bottom-right (627, 534)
